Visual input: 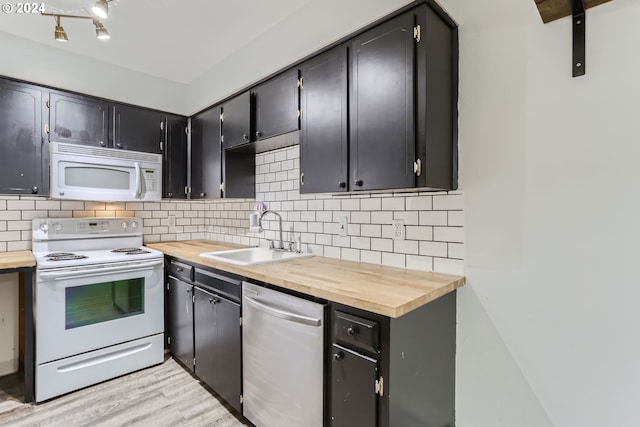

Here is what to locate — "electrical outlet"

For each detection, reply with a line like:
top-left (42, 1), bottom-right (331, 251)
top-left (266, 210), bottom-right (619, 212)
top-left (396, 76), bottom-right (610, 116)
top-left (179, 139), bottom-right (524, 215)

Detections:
top-left (392, 219), bottom-right (405, 240)
top-left (338, 217), bottom-right (348, 237)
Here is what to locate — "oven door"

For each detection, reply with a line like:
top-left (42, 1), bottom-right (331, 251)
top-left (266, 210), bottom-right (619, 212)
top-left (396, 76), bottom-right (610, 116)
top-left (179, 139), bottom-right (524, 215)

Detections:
top-left (36, 259), bottom-right (164, 364)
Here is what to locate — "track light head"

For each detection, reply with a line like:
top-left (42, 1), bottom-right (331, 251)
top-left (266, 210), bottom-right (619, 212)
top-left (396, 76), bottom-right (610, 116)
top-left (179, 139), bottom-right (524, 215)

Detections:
top-left (91, 0), bottom-right (108, 19)
top-left (54, 16), bottom-right (68, 42)
top-left (94, 19), bottom-right (110, 40)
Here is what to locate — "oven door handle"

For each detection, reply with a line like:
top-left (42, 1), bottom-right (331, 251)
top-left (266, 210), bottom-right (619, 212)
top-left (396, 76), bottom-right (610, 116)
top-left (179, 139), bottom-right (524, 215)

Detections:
top-left (38, 259), bottom-right (163, 281)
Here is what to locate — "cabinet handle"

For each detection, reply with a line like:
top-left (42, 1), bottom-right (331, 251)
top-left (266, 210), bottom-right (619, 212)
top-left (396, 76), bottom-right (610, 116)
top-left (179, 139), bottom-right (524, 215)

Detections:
top-left (354, 179), bottom-right (363, 187)
top-left (333, 352), bottom-right (344, 360)
top-left (255, 131), bottom-right (263, 138)
top-left (300, 173), bottom-right (304, 185)
top-left (338, 181), bottom-right (346, 189)
top-left (347, 326), bottom-right (357, 336)
top-left (243, 134), bottom-right (249, 141)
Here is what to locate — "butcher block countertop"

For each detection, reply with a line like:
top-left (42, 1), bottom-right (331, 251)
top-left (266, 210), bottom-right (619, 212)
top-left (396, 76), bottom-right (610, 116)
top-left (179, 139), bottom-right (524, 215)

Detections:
top-left (147, 240), bottom-right (465, 318)
top-left (0, 250), bottom-right (36, 270)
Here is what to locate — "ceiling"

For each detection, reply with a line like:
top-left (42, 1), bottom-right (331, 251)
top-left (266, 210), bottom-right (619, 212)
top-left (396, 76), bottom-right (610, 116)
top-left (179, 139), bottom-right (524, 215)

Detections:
top-left (0, 0), bottom-right (311, 84)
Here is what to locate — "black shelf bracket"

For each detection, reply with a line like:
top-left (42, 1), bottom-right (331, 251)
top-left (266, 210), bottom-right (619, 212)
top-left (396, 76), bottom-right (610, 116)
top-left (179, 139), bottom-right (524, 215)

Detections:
top-left (572, 0), bottom-right (586, 77)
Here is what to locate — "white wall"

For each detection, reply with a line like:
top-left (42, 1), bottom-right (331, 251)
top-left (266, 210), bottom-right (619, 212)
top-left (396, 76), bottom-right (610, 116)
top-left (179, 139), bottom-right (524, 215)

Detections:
top-left (0, 32), bottom-right (187, 114)
top-left (458, 0), bottom-right (640, 426)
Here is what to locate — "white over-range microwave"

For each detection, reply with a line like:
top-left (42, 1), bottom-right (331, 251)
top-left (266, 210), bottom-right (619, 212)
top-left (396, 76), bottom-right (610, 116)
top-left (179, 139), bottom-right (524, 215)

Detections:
top-left (50, 141), bottom-right (162, 202)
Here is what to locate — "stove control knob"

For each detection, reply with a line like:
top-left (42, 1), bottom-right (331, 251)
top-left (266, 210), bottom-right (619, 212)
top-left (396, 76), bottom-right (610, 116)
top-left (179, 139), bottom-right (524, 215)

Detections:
top-left (52, 223), bottom-right (62, 232)
top-left (121, 221), bottom-right (129, 230)
top-left (130, 221), bottom-right (138, 229)
top-left (39, 223), bottom-right (49, 232)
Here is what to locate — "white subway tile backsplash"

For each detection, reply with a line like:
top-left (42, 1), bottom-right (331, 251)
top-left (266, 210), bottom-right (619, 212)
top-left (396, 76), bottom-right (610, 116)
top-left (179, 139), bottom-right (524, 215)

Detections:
top-left (1, 146), bottom-right (463, 277)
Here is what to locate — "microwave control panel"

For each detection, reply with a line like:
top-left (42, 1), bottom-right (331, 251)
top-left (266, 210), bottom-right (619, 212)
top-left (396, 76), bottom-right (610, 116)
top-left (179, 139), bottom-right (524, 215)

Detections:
top-left (143, 169), bottom-right (156, 192)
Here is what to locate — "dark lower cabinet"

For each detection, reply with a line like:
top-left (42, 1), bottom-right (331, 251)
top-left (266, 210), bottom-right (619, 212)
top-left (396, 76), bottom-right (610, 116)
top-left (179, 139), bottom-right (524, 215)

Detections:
top-left (299, 46), bottom-right (348, 194)
top-left (329, 291), bottom-right (456, 427)
top-left (48, 91), bottom-right (109, 148)
top-left (194, 286), bottom-right (242, 413)
top-left (0, 78), bottom-right (46, 195)
top-left (331, 344), bottom-right (378, 427)
top-left (168, 276), bottom-right (194, 372)
top-left (112, 103), bottom-right (164, 153)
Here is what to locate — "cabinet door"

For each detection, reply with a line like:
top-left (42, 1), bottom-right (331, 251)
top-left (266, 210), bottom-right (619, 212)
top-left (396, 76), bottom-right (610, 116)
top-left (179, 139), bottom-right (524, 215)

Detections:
top-left (222, 92), bottom-right (251, 149)
top-left (0, 79), bottom-right (45, 195)
top-left (213, 295), bottom-right (242, 413)
top-left (190, 106), bottom-right (222, 199)
top-left (113, 104), bottom-right (164, 153)
top-left (163, 114), bottom-right (188, 199)
top-left (193, 287), bottom-right (216, 390)
top-left (350, 12), bottom-right (416, 191)
top-left (252, 68), bottom-right (299, 140)
top-left (299, 47), bottom-right (348, 194)
top-left (168, 277), bottom-right (194, 372)
top-left (330, 344), bottom-right (378, 427)
top-left (48, 92), bottom-right (109, 148)
top-left (222, 150), bottom-right (255, 199)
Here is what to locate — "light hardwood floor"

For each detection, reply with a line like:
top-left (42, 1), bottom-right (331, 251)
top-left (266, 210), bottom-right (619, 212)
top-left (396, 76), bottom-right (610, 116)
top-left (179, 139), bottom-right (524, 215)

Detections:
top-left (0, 358), bottom-right (252, 426)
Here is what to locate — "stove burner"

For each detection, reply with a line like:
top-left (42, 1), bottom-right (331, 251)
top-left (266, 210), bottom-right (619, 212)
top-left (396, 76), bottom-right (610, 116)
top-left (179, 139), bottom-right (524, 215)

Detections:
top-left (112, 248), bottom-right (151, 255)
top-left (47, 255), bottom-right (89, 261)
top-left (45, 252), bottom-right (76, 258)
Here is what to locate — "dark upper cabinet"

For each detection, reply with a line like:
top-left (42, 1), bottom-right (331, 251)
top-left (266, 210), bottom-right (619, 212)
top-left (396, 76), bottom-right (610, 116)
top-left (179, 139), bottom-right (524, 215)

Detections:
top-left (222, 92), bottom-right (251, 149)
top-left (299, 47), bottom-right (348, 194)
top-left (252, 68), bottom-right (299, 141)
top-left (168, 276), bottom-right (194, 372)
top-left (190, 106), bottom-right (222, 199)
top-left (163, 114), bottom-right (188, 199)
top-left (48, 91), bottom-right (109, 148)
top-left (222, 150), bottom-right (255, 199)
top-left (112, 103), bottom-right (164, 153)
top-left (349, 12), bottom-right (416, 192)
top-left (0, 78), bottom-right (46, 195)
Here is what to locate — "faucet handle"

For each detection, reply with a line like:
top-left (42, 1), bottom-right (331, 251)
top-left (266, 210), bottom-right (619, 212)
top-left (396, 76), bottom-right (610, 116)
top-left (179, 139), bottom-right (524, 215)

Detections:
top-left (267, 239), bottom-right (275, 249)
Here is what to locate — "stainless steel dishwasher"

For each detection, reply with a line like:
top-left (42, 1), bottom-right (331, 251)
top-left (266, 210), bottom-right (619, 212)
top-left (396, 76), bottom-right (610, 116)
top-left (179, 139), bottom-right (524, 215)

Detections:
top-left (242, 281), bottom-right (326, 427)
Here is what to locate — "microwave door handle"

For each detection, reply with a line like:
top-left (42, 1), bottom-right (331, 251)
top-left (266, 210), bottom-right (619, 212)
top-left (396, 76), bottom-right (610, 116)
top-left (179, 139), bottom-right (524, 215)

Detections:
top-left (134, 162), bottom-right (142, 199)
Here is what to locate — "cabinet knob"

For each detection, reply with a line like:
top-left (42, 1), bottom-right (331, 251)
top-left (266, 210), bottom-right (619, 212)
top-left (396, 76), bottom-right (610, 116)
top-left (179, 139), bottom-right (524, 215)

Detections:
top-left (243, 134), bottom-right (249, 141)
top-left (255, 131), bottom-right (263, 138)
top-left (200, 193), bottom-right (205, 197)
top-left (32, 186), bottom-right (38, 194)
top-left (209, 298), bottom-right (219, 304)
top-left (338, 181), bottom-right (346, 189)
top-left (333, 352), bottom-right (344, 360)
top-left (116, 143), bottom-right (123, 148)
top-left (167, 192), bottom-right (173, 197)
top-left (176, 267), bottom-right (183, 272)
top-left (354, 179), bottom-right (363, 187)
top-left (347, 326), bottom-right (357, 336)
top-left (100, 141), bottom-right (106, 147)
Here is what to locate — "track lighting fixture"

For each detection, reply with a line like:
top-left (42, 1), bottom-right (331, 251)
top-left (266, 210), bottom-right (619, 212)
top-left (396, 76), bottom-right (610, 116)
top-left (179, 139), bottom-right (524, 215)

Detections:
top-left (42, 11), bottom-right (112, 43)
top-left (91, 0), bottom-right (109, 20)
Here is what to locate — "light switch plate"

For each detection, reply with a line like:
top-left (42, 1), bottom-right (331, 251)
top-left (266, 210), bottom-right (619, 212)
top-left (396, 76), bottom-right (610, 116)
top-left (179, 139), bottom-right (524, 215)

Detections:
top-left (338, 217), bottom-right (348, 237)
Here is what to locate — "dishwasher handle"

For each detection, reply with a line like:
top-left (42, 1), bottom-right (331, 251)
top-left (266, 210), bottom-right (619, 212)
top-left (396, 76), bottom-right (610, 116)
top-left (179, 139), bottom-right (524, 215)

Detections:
top-left (244, 295), bottom-right (322, 327)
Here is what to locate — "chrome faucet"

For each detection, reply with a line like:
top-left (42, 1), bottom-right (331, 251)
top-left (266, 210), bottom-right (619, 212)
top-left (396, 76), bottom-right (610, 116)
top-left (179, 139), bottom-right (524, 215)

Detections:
top-left (259, 210), bottom-right (284, 250)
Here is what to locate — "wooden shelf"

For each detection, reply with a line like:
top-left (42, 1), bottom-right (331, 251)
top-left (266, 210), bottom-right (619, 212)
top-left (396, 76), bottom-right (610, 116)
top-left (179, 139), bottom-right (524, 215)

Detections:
top-left (535, 0), bottom-right (611, 23)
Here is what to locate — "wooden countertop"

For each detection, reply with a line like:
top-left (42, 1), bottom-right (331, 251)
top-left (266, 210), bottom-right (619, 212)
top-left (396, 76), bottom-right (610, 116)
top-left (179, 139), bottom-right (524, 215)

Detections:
top-left (0, 251), bottom-right (36, 270)
top-left (146, 240), bottom-right (465, 318)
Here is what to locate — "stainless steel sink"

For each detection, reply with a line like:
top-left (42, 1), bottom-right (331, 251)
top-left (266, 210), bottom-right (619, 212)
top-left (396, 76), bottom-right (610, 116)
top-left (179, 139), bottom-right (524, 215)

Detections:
top-left (200, 247), bottom-right (314, 266)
